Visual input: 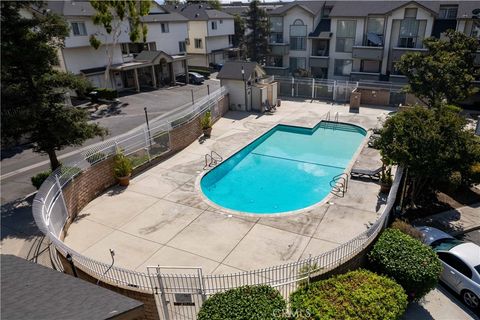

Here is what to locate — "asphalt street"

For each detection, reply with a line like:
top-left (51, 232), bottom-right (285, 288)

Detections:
top-left (0, 78), bottom-right (220, 204)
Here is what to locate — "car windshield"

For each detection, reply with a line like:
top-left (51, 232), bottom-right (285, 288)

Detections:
top-left (431, 238), bottom-right (464, 251)
top-left (476, 265), bottom-right (480, 275)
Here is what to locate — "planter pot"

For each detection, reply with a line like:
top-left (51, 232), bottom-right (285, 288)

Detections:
top-left (117, 175), bottom-right (131, 187)
top-left (203, 127), bottom-right (212, 138)
top-left (380, 182), bottom-right (392, 194)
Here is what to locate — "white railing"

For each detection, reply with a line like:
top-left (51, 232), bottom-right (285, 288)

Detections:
top-left (32, 84), bottom-right (403, 319)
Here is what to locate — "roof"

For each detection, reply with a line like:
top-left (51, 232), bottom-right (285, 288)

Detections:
top-left (46, 0), bottom-right (96, 16)
top-left (223, 6), bottom-right (249, 16)
top-left (1, 255), bottom-right (144, 320)
top-left (450, 242), bottom-right (480, 267)
top-left (326, 1), bottom-right (453, 17)
top-left (162, 4), bottom-right (233, 21)
top-left (217, 61), bottom-right (266, 80)
top-left (270, 1), bottom-right (325, 16)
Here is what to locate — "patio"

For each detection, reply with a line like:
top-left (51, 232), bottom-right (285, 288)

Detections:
top-left (64, 99), bottom-right (394, 275)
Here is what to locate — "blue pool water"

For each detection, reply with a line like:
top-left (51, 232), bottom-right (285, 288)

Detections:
top-left (200, 122), bottom-right (366, 214)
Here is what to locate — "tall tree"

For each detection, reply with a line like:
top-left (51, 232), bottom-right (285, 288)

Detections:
top-left (89, 0), bottom-right (151, 87)
top-left (233, 14), bottom-right (246, 55)
top-left (396, 30), bottom-right (479, 108)
top-left (1, 1), bottom-right (106, 170)
top-left (245, 0), bottom-right (270, 63)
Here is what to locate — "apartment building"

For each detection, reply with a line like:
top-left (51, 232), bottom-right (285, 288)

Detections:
top-left (48, 1), bottom-right (190, 91)
top-left (265, 1), bottom-right (480, 82)
top-left (163, 3), bottom-right (236, 68)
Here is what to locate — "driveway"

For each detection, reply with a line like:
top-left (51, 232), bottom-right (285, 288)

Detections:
top-left (0, 79), bottom-right (220, 204)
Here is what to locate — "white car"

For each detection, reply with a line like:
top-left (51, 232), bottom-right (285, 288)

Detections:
top-left (417, 226), bottom-right (480, 312)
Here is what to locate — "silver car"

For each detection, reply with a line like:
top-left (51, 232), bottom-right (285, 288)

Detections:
top-left (417, 226), bottom-right (480, 312)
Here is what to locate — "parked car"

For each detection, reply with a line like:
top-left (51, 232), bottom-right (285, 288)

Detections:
top-left (176, 72), bottom-right (205, 85)
top-left (417, 226), bottom-right (480, 311)
top-left (209, 62), bottom-right (223, 72)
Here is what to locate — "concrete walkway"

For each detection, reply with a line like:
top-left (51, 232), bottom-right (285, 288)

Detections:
top-left (64, 100), bottom-right (391, 275)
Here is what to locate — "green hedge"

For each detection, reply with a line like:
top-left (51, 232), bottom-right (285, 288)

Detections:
top-left (93, 88), bottom-right (118, 101)
top-left (31, 170), bottom-right (52, 189)
top-left (290, 269), bottom-right (408, 320)
top-left (368, 228), bottom-right (442, 301)
top-left (197, 285), bottom-right (287, 320)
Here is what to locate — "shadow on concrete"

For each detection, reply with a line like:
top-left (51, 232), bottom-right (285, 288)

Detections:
top-left (1, 143), bottom-right (34, 160)
top-left (222, 111), bottom-right (252, 122)
top-left (403, 302), bottom-right (434, 320)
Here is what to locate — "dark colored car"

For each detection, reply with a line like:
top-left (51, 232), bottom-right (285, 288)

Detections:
top-left (209, 62), bottom-right (223, 72)
top-left (176, 72), bottom-right (205, 85)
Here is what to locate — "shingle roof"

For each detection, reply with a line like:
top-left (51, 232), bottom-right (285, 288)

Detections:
top-left (270, 1), bottom-right (325, 16)
top-left (1, 255), bottom-right (144, 320)
top-left (141, 12), bottom-right (188, 22)
top-left (327, 1), bottom-right (453, 17)
top-left (162, 4), bottom-right (233, 21)
top-left (47, 0), bottom-right (96, 16)
top-left (217, 61), bottom-right (266, 80)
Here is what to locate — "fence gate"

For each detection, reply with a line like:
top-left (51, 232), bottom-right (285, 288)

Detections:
top-left (148, 266), bottom-right (206, 320)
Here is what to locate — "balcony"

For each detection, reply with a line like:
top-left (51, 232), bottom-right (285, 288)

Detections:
top-left (310, 56), bottom-right (329, 68)
top-left (352, 46), bottom-right (383, 60)
top-left (263, 66), bottom-right (289, 76)
top-left (391, 47), bottom-right (428, 62)
top-left (350, 71), bottom-right (380, 82)
top-left (269, 44), bottom-right (289, 56)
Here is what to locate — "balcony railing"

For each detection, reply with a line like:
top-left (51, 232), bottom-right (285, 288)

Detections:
top-left (310, 56), bottom-right (329, 68)
top-left (352, 46), bottom-right (383, 60)
top-left (269, 45), bottom-right (289, 56)
top-left (391, 47), bottom-right (428, 62)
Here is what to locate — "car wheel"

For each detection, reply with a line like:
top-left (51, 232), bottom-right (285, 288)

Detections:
top-left (462, 290), bottom-right (479, 310)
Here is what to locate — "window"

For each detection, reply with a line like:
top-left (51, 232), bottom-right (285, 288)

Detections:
top-left (398, 18), bottom-right (423, 48)
top-left (179, 41), bottom-right (186, 53)
top-left (334, 59), bottom-right (352, 76)
top-left (228, 35), bottom-right (234, 46)
top-left (121, 42), bottom-right (156, 56)
top-left (437, 252), bottom-right (473, 279)
top-left (365, 17), bottom-right (384, 46)
top-left (289, 57), bottom-right (306, 72)
top-left (194, 38), bottom-right (202, 49)
top-left (71, 22), bottom-right (87, 36)
top-left (270, 16), bottom-right (283, 43)
top-left (336, 20), bottom-right (356, 52)
top-left (211, 21), bottom-right (218, 30)
top-left (161, 23), bottom-right (169, 33)
top-left (219, 20), bottom-right (223, 24)
top-left (289, 19), bottom-right (306, 51)
top-left (439, 5), bottom-right (458, 19)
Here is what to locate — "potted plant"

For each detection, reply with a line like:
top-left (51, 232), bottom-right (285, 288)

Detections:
top-left (113, 152), bottom-right (133, 186)
top-left (380, 160), bottom-right (393, 194)
top-left (201, 110), bottom-right (212, 138)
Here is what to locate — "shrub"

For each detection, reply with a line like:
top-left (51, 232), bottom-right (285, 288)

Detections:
top-left (447, 171), bottom-right (462, 191)
top-left (368, 228), bottom-right (442, 301)
top-left (31, 170), bottom-right (52, 189)
top-left (469, 162), bottom-right (480, 184)
top-left (197, 285), bottom-right (287, 320)
top-left (94, 88), bottom-right (118, 100)
top-left (200, 110), bottom-right (212, 129)
top-left (290, 269), bottom-right (408, 320)
top-left (113, 152), bottom-right (132, 178)
top-left (391, 219), bottom-right (423, 241)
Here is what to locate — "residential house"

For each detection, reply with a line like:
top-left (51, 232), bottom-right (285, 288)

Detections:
top-left (48, 1), bottom-right (191, 91)
top-left (264, 1), bottom-right (480, 82)
top-left (163, 3), bottom-right (236, 68)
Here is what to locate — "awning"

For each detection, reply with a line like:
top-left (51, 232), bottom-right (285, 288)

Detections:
top-left (318, 31), bottom-right (332, 39)
top-left (110, 61), bottom-right (152, 71)
top-left (80, 66), bottom-right (106, 75)
top-left (367, 33), bottom-right (383, 46)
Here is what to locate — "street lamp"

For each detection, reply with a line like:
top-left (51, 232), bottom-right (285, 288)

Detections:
top-left (242, 66), bottom-right (247, 111)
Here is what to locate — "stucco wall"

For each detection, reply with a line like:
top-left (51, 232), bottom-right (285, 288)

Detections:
top-left (146, 21), bottom-right (189, 55)
top-left (62, 45), bottom-right (124, 75)
top-left (187, 20), bottom-right (207, 54)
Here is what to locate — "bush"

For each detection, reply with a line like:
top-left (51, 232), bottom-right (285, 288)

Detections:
top-left (469, 162), bottom-right (480, 184)
top-left (391, 219), bottom-right (423, 241)
top-left (31, 170), bottom-right (52, 189)
top-left (113, 152), bottom-right (132, 178)
top-left (197, 285), bottom-right (287, 320)
top-left (447, 171), bottom-right (462, 192)
top-left (290, 269), bottom-right (408, 320)
top-left (368, 228), bottom-right (442, 301)
top-left (94, 88), bottom-right (118, 100)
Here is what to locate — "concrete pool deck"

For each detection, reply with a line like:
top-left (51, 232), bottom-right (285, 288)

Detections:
top-left (64, 100), bottom-right (395, 275)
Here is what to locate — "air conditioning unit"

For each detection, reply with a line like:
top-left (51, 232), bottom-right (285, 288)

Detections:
top-left (185, 38), bottom-right (190, 45)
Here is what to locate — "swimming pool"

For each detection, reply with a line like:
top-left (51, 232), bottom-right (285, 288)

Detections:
top-left (200, 122), bottom-right (367, 214)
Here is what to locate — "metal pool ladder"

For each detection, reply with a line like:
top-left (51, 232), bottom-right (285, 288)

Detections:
top-left (204, 151), bottom-right (223, 170)
top-left (330, 172), bottom-right (349, 197)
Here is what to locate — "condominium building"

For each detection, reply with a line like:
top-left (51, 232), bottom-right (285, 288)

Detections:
top-left (163, 3), bottom-right (236, 68)
top-left (265, 1), bottom-right (480, 82)
top-left (48, 1), bottom-right (190, 91)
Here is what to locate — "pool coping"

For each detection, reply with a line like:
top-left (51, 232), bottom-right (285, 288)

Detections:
top-left (194, 119), bottom-right (372, 218)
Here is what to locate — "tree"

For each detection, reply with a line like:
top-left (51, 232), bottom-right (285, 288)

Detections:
top-left (233, 14), bottom-right (246, 55)
top-left (396, 30), bottom-right (479, 108)
top-left (376, 105), bottom-right (480, 206)
top-left (245, 0), bottom-right (270, 63)
top-left (1, 1), bottom-right (107, 170)
top-left (185, 0), bottom-right (221, 10)
top-left (89, 0), bottom-right (151, 87)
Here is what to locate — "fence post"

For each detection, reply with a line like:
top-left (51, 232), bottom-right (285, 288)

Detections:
top-left (333, 80), bottom-right (337, 101)
top-left (311, 78), bottom-right (315, 102)
top-left (143, 128), bottom-right (151, 161)
top-left (291, 77), bottom-right (294, 97)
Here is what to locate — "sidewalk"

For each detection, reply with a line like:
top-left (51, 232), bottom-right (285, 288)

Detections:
top-left (413, 202), bottom-right (480, 235)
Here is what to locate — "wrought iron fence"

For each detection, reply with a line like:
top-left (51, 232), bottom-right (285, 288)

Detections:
top-left (32, 83), bottom-right (403, 319)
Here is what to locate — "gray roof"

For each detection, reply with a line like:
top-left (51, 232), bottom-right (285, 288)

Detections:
top-left (223, 6), bottom-right (249, 16)
top-left (1, 255), bottom-right (144, 320)
top-left (46, 0), bottom-right (96, 16)
top-left (163, 4), bottom-right (233, 21)
top-left (217, 61), bottom-right (266, 80)
top-left (270, 1), bottom-right (325, 16)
